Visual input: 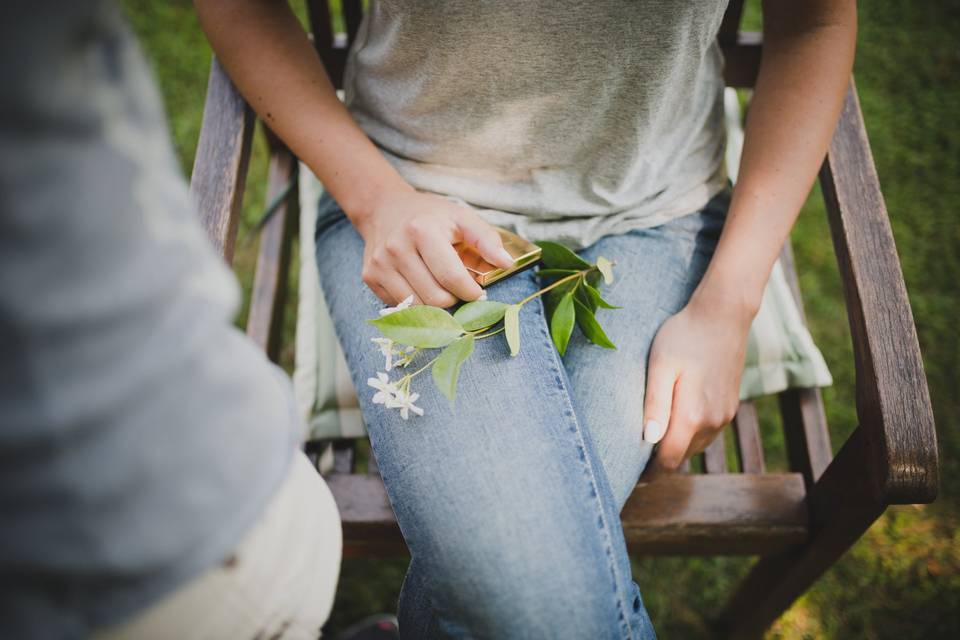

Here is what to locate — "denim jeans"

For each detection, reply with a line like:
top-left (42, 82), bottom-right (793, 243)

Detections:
top-left (314, 190), bottom-right (729, 639)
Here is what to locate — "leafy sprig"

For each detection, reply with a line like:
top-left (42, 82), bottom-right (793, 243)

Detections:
top-left (366, 241), bottom-right (620, 414)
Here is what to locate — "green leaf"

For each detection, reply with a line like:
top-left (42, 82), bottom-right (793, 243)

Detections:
top-left (574, 283), bottom-right (598, 312)
top-left (504, 304), bottom-right (521, 356)
top-left (453, 300), bottom-right (509, 331)
top-left (582, 282), bottom-right (621, 309)
top-left (544, 279), bottom-right (579, 317)
top-left (432, 334), bottom-right (475, 402)
top-left (550, 291), bottom-right (576, 356)
top-left (596, 256), bottom-right (614, 285)
top-left (536, 268), bottom-right (580, 280)
top-left (586, 270), bottom-right (602, 288)
top-left (535, 241), bottom-right (592, 270)
top-left (573, 299), bottom-right (617, 349)
top-left (368, 306), bottom-right (464, 348)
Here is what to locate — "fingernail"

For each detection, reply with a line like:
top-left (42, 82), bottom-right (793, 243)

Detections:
top-left (643, 419), bottom-right (666, 444)
top-left (496, 247), bottom-right (514, 266)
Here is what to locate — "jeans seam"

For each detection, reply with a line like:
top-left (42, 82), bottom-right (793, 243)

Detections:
top-left (532, 294), bottom-right (635, 640)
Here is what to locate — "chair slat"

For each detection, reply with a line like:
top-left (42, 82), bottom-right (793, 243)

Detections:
top-left (343, 0), bottom-right (363, 47)
top-left (704, 430), bottom-right (728, 473)
top-left (332, 441), bottom-right (356, 475)
top-left (720, 32), bottom-right (762, 89)
top-left (189, 56), bottom-right (254, 262)
top-left (306, 0), bottom-right (333, 62)
top-left (718, 0), bottom-right (746, 45)
top-left (776, 239), bottom-right (833, 486)
top-left (246, 148), bottom-right (296, 361)
top-left (327, 472), bottom-right (810, 556)
top-left (367, 448), bottom-right (380, 475)
top-left (779, 387), bottom-right (832, 487)
top-left (733, 401), bottom-right (766, 474)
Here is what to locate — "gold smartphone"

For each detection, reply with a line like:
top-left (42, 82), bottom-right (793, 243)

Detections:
top-left (454, 227), bottom-right (542, 287)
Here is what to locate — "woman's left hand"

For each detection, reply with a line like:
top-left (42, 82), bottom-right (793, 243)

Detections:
top-left (641, 291), bottom-right (754, 471)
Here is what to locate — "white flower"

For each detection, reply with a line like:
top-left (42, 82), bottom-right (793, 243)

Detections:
top-left (367, 372), bottom-right (398, 406)
top-left (379, 294), bottom-right (415, 316)
top-left (371, 337), bottom-right (417, 371)
top-left (393, 388), bottom-right (424, 420)
top-left (371, 337), bottom-right (396, 370)
top-left (394, 345), bottom-right (417, 369)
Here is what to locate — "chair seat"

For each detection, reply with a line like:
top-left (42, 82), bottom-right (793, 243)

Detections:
top-left (326, 470), bottom-right (810, 557)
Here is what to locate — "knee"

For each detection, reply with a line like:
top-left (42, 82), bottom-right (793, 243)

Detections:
top-left (427, 533), bottom-right (629, 638)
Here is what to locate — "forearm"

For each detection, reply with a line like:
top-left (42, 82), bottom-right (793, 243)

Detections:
top-left (193, 0), bottom-right (411, 231)
top-left (692, 0), bottom-right (857, 318)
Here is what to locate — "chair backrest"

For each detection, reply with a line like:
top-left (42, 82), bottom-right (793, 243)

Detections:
top-left (306, 0), bottom-right (755, 90)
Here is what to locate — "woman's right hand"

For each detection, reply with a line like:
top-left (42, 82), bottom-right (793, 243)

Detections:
top-left (354, 189), bottom-right (516, 308)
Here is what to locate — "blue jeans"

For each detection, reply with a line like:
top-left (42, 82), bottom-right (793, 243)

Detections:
top-left (314, 191), bottom-right (729, 639)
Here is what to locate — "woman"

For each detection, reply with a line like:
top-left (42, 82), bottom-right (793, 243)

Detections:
top-left (198, 1), bottom-right (856, 637)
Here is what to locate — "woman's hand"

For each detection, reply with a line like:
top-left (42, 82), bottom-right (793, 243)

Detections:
top-left (355, 189), bottom-right (515, 307)
top-left (641, 290), bottom-right (754, 471)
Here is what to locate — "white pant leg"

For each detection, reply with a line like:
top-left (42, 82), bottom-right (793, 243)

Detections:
top-left (95, 453), bottom-right (342, 640)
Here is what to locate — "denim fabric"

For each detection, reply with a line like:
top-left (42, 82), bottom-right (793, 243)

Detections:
top-left (314, 190), bottom-right (729, 639)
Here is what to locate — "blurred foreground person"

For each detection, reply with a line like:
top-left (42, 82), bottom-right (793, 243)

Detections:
top-left (0, 2), bottom-right (341, 638)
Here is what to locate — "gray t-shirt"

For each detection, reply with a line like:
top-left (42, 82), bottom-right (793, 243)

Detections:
top-left (0, 2), bottom-right (300, 636)
top-left (345, 0), bottom-right (729, 249)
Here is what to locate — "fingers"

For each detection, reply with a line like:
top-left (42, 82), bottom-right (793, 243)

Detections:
top-left (652, 379), bottom-right (697, 471)
top-left (650, 375), bottom-right (730, 471)
top-left (375, 269), bottom-right (417, 306)
top-left (642, 356), bottom-right (676, 445)
top-left (455, 213), bottom-right (515, 270)
top-left (396, 249), bottom-right (459, 307)
top-left (418, 242), bottom-right (484, 302)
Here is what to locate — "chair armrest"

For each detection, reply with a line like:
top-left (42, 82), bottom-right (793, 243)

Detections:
top-left (189, 56), bottom-right (254, 263)
top-left (819, 79), bottom-right (939, 505)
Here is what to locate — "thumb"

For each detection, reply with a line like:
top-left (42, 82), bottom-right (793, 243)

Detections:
top-left (642, 357), bottom-right (676, 445)
top-left (457, 217), bottom-right (515, 270)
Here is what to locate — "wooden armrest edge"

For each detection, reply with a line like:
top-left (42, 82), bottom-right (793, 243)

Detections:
top-left (819, 79), bottom-right (938, 505)
top-left (188, 56), bottom-right (255, 263)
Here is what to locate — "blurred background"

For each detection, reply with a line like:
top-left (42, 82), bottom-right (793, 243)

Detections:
top-left (118, 1), bottom-right (958, 637)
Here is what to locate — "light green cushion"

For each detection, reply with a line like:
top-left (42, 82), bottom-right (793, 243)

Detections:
top-left (294, 88), bottom-right (831, 440)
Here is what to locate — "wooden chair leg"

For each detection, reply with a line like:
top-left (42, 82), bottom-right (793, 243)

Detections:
top-left (715, 428), bottom-right (885, 639)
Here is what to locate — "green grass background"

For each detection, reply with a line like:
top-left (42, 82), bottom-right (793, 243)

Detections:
top-left (120, 0), bottom-right (959, 637)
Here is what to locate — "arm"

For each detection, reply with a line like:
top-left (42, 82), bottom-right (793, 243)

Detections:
top-left (643, 0), bottom-right (858, 469)
top-left (193, 1), bottom-right (513, 307)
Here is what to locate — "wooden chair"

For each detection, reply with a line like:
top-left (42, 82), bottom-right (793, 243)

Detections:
top-left (188, 2), bottom-right (939, 637)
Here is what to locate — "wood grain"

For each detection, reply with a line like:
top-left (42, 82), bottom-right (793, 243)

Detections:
top-left (189, 56), bottom-right (254, 263)
top-left (780, 387), bottom-right (832, 487)
top-left (718, 428), bottom-right (885, 639)
top-left (246, 148), bottom-right (297, 361)
top-left (703, 429), bottom-right (729, 473)
top-left (326, 472), bottom-right (809, 556)
top-left (733, 401), bottom-right (766, 474)
top-left (776, 240), bottom-right (833, 486)
top-left (819, 81), bottom-right (939, 504)
top-left (623, 473), bottom-right (808, 555)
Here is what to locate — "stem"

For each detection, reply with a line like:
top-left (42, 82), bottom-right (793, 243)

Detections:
top-left (403, 355), bottom-right (439, 381)
top-left (474, 327), bottom-right (505, 340)
top-left (519, 266), bottom-right (598, 307)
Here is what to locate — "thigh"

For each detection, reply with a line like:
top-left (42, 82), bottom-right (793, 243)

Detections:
top-left (313, 200), bottom-right (644, 638)
top-left (563, 192), bottom-right (730, 510)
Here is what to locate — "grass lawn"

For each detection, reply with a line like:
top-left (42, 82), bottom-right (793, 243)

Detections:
top-left (121, 0), bottom-right (959, 637)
